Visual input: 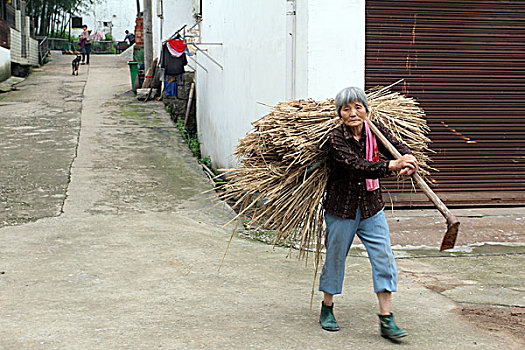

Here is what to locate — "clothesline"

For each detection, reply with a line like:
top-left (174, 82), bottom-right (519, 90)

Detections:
top-left (165, 18), bottom-right (201, 42)
top-left (162, 38), bottom-right (196, 57)
top-left (168, 24), bottom-right (186, 40)
top-left (161, 20), bottom-right (222, 70)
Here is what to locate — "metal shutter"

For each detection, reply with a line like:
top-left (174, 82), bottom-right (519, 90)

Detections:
top-left (366, 0), bottom-right (525, 206)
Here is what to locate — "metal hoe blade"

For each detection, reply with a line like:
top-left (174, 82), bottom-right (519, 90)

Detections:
top-left (440, 218), bottom-right (460, 252)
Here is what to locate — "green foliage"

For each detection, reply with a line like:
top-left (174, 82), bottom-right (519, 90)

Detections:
top-left (174, 116), bottom-right (221, 182)
top-left (175, 118), bottom-right (186, 134)
top-left (199, 156), bottom-right (222, 181)
top-left (90, 40), bottom-right (115, 54)
top-left (28, 0), bottom-right (99, 37)
top-left (176, 119), bottom-right (201, 157)
top-left (50, 31), bottom-right (71, 39)
top-left (199, 156), bottom-right (212, 169)
top-left (188, 136), bottom-right (200, 156)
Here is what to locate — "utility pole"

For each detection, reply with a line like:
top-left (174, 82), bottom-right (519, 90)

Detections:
top-left (157, 0), bottom-right (164, 42)
top-left (143, 0), bottom-right (153, 73)
top-left (68, 10), bottom-right (71, 50)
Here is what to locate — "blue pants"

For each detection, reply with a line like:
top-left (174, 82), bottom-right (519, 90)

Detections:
top-left (319, 207), bottom-right (397, 294)
top-left (165, 81), bottom-right (178, 97)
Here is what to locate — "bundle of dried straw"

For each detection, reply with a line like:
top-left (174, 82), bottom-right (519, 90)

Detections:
top-left (218, 84), bottom-right (433, 275)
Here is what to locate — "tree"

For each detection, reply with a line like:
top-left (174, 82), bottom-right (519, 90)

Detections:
top-left (27, 0), bottom-right (99, 37)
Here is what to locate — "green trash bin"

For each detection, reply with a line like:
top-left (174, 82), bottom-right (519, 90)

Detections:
top-left (127, 61), bottom-right (139, 93)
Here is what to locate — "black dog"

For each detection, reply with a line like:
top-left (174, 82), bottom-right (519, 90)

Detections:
top-left (72, 55), bottom-right (81, 76)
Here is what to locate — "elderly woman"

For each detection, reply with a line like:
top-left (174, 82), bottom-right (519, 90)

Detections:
top-left (319, 86), bottom-right (418, 339)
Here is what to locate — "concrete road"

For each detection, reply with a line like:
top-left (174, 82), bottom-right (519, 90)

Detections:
top-left (0, 54), bottom-right (523, 349)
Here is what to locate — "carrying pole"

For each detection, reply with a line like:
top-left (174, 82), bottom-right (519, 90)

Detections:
top-left (367, 121), bottom-right (460, 251)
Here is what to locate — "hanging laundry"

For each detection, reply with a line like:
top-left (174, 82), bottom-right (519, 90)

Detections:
top-left (165, 80), bottom-right (178, 97)
top-left (91, 31), bottom-right (106, 41)
top-left (169, 74), bottom-right (184, 85)
top-left (164, 74), bottom-right (184, 97)
top-left (166, 43), bottom-right (184, 58)
top-left (160, 42), bottom-right (188, 76)
top-left (186, 42), bottom-right (197, 55)
top-left (168, 39), bottom-right (187, 53)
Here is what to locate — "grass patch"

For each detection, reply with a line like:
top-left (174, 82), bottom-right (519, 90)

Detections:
top-left (200, 156), bottom-right (212, 169)
top-left (176, 118), bottom-right (201, 157)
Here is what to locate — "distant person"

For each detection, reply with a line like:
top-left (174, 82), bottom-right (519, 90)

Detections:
top-left (79, 25), bottom-right (92, 65)
top-left (124, 30), bottom-right (135, 45)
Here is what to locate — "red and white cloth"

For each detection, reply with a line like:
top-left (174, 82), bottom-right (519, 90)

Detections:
top-left (166, 43), bottom-right (184, 57)
top-left (167, 39), bottom-right (187, 53)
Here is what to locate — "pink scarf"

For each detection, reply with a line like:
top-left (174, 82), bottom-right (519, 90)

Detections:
top-left (364, 120), bottom-right (380, 191)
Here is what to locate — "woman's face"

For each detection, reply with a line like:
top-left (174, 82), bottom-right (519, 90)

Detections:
top-left (340, 101), bottom-right (367, 128)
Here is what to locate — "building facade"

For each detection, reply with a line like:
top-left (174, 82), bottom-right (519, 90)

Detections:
top-left (10, 7), bottom-right (38, 67)
top-left (151, 0), bottom-right (194, 59)
top-left (0, 0), bottom-right (39, 81)
top-left (157, 0), bottom-right (525, 206)
top-left (194, 0), bottom-right (364, 169)
top-left (75, 0), bottom-right (139, 41)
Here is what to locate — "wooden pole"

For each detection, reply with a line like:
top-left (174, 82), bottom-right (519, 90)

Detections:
top-left (183, 82), bottom-right (195, 127)
top-left (367, 120), bottom-right (460, 251)
top-left (142, 57), bottom-right (157, 89)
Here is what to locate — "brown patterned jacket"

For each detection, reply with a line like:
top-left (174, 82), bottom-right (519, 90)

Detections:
top-left (324, 120), bottom-right (412, 219)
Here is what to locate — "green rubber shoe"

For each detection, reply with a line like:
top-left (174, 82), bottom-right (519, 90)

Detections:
top-left (319, 302), bottom-right (340, 331)
top-left (379, 313), bottom-right (408, 339)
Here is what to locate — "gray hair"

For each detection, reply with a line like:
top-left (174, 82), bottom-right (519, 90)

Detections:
top-left (334, 86), bottom-right (369, 116)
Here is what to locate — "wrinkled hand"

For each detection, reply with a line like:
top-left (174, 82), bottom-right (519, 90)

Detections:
top-left (399, 165), bottom-right (417, 176)
top-left (389, 155), bottom-right (418, 176)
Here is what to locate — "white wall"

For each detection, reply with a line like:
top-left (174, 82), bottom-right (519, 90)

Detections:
top-left (28, 37), bottom-right (40, 66)
top-left (10, 11), bottom-right (34, 66)
top-left (196, 0), bottom-right (288, 169)
top-left (76, 0), bottom-right (193, 58)
top-left (8, 28), bottom-right (38, 67)
top-left (304, 0), bottom-right (365, 99)
top-left (0, 46), bottom-right (11, 82)
top-left (152, 0), bottom-right (194, 60)
top-left (9, 29), bottom-right (22, 64)
top-left (195, 0), bottom-right (365, 169)
top-left (76, 0), bottom-right (138, 41)
top-left (294, 0), bottom-right (309, 99)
